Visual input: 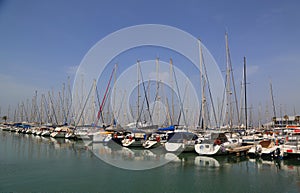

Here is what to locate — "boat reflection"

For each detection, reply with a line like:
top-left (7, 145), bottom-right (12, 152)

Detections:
top-left (5, 130), bottom-right (300, 175)
top-left (194, 156), bottom-right (221, 168)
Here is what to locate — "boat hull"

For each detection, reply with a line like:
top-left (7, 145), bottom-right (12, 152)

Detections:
top-left (195, 144), bottom-right (227, 156)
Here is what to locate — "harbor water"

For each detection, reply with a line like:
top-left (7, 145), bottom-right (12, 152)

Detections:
top-left (1, 130), bottom-right (300, 193)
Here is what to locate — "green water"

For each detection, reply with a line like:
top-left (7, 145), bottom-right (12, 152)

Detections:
top-left (1, 130), bottom-right (299, 193)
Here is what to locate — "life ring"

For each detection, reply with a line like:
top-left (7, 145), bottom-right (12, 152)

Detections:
top-left (156, 136), bottom-right (160, 142)
top-left (214, 139), bottom-right (221, 145)
top-left (129, 135), bottom-right (133, 141)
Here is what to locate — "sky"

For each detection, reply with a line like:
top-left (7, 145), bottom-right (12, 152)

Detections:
top-left (0, 0), bottom-right (300, 125)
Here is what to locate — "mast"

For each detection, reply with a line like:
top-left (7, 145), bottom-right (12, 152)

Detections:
top-left (40, 94), bottom-right (44, 125)
top-left (156, 58), bottom-right (160, 126)
top-left (258, 103), bottom-right (262, 130)
top-left (112, 63), bottom-right (117, 126)
top-left (225, 33), bottom-right (240, 129)
top-left (270, 80), bottom-right (277, 119)
top-left (244, 57), bottom-right (248, 130)
top-left (137, 60), bottom-right (140, 126)
top-left (170, 58), bottom-right (174, 125)
top-left (198, 39), bottom-right (206, 130)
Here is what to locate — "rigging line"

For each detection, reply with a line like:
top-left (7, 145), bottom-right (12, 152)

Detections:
top-left (173, 66), bottom-right (187, 127)
top-left (100, 87), bottom-right (112, 125)
top-left (165, 97), bottom-right (172, 126)
top-left (198, 98), bottom-right (202, 127)
top-left (137, 81), bottom-right (152, 126)
top-left (74, 81), bottom-right (94, 129)
top-left (180, 80), bottom-right (189, 126)
top-left (66, 77), bottom-right (73, 123)
top-left (139, 65), bottom-right (153, 125)
top-left (161, 80), bottom-right (171, 126)
top-left (58, 92), bottom-right (67, 124)
top-left (176, 81), bottom-right (189, 126)
top-left (151, 81), bottom-right (160, 122)
top-left (48, 91), bottom-right (58, 125)
top-left (95, 65), bottom-right (116, 126)
top-left (219, 80), bottom-right (227, 127)
top-left (225, 33), bottom-right (240, 126)
top-left (95, 85), bottom-right (104, 123)
top-left (116, 91), bottom-right (125, 122)
top-left (136, 86), bottom-right (146, 126)
top-left (202, 50), bottom-right (219, 128)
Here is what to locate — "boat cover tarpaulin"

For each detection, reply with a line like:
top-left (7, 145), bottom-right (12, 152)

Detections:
top-left (158, 125), bottom-right (175, 131)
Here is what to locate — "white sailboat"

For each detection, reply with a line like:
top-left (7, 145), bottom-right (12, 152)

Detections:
top-left (164, 130), bottom-right (198, 153)
top-left (50, 127), bottom-right (69, 138)
top-left (122, 131), bottom-right (146, 147)
top-left (195, 131), bottom-right (239, 156)
top-left (143, 131), bottom-right (168, 149)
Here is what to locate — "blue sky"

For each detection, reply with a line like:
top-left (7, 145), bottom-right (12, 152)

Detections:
top-left (0, 0), bottom-right (299, 125)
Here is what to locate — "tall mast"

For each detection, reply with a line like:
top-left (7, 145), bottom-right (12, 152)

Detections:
top-left (156, 58), bottom-right (160, 125)
top-left (137, 60), bottom-right (140, 125)
top-left (258, 103), bottom-right (262, 130)
top-left (40, 94), bottom-right (44, 125)
top-left (225, 34), bottom-right (232, 129)
top-left (112, 63), bottom-right (117, 126)
top-left (170, 58), bottom-right (174, 125)
top-left (225, 33), bottom-right (240, 129)
top-left (244, 57), bottom-right (248, 130)
top-left (198, 39), bottom-right (206, 130)
top-left (270, 80), bottom-right (277, 119)
top-left (91, 79), bottom-right (96, 125)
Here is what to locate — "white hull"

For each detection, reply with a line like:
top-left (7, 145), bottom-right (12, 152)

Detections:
top-left (248, 145), bottom-right (279, 157)
top-left (195, 144), bottom-right (227, 156)
top-left (50, 132), bottom-right (65, 138)
top-left (93, 133), bottom-right (112, 143)
top-left (35, 130), bottom-right (43, 136)
top-left (41, 131), bottom-right (50, 137)
top-left (122, 139), bottom-right (144, 147)
top-left (143, 140), bottom-right (159, 149)
top-left (165, 142), bottom-right (195, 152)
top-left (65, 132), bottom-right (76, 139)
top-left (280, 143), bottom-right (300, 158)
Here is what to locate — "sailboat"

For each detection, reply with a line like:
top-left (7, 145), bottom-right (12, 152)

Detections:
top-left (194, 131), bottom-right (236, 156)
top-left (164, 127), bottom-right (199, 152)
top-left (142, 131), bottom-right (168, 149)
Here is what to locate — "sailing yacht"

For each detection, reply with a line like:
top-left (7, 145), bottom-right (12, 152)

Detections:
top-left (121, 130), bottom-right (147, 147)
top-left (142, 131), bottom-right (169, 149)
top-left (164, 129), bottom-right (199, 153)
top-left (194, 131), bottom-right (240, 156)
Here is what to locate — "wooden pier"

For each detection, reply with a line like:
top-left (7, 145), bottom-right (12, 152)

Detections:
top-left (228, 145), bottom-right (254, 156)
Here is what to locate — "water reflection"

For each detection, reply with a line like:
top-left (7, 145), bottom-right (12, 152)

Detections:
top-left (194, 156), bottom-right (221, 168)
top-left (90, 143), bottom-right (172, 170)
top-left (2, 130), bottom-right (300, 178)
